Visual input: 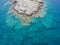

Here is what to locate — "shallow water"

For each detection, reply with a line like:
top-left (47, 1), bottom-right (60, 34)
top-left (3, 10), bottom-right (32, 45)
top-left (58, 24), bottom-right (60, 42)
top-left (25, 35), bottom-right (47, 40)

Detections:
top-left (0, 0), bottom-right (60, 45)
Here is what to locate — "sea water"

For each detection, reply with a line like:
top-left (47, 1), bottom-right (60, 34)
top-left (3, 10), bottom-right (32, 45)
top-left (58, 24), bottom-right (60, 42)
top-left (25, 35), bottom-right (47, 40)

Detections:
top-left (0, 0), bottom-right (60, 45)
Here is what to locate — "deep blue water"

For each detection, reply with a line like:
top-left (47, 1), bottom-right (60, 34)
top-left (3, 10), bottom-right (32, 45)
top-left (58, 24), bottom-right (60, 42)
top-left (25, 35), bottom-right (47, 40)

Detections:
top-left (0, 0), bottom-right (60, 45)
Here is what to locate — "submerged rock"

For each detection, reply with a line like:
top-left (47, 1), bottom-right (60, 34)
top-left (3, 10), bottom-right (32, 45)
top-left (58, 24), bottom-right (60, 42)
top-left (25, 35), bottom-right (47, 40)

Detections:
top-left (8, 0), bottom-right (47, 26)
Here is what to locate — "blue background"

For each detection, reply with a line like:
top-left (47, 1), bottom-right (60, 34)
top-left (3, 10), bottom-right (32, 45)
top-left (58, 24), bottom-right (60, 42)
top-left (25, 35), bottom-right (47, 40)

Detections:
top-left (0, 0), bottom-right (60, 45)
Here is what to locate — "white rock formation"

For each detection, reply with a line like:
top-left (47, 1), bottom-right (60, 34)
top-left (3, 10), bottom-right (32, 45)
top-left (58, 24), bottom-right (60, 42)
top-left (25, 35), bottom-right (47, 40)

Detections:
top-left (8, 0), bottom-right (47, 26)
top-left (12, 0), bottom-right (44, 16)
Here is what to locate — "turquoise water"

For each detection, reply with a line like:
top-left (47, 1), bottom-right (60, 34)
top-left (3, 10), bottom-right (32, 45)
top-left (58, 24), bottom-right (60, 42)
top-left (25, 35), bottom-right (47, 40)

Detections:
top-left (0, 0), bottom-right (60, 45)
